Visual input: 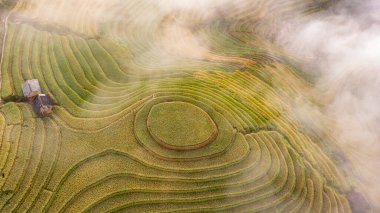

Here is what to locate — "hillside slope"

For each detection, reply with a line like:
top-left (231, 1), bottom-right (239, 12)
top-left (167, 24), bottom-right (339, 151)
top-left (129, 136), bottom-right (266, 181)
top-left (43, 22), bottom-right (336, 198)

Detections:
top-left (0, 0), bottom-right (365, 212)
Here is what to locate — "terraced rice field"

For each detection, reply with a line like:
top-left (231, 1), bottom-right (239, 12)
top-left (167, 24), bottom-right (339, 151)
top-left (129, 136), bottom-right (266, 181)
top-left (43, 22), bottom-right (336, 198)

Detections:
top-left (0, 0), bottom-right (360, 212)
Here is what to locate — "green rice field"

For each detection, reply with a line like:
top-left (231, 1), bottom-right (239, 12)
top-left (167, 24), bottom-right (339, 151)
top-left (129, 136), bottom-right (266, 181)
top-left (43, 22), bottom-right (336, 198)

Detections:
top-left (0, 0), bottom-right (366, 212)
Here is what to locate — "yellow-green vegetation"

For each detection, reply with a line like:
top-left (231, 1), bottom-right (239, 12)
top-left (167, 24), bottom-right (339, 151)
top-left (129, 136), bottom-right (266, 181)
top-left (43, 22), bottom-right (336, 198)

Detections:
top-left (0, 0), bottom-right (357, 212)
top-left (135, 96), bottom-right (235, 160)
top-left (1, 102), bottom-right (21, 124)
top-left (147, 101), bottom-right (217, 150)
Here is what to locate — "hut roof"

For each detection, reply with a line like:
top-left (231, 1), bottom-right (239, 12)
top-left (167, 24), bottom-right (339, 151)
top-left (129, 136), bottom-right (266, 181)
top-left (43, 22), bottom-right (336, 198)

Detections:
top-left (22, 79), bottom-right (41, 98)
top-left (32, 94), bottom-right (53, 116)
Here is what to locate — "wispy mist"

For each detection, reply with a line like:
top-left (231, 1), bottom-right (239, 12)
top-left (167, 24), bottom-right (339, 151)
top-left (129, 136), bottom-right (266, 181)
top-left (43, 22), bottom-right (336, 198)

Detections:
top-left (6, 0), bottom-right (379, 210)
top-left (279, 0), bottom-right (380, 209)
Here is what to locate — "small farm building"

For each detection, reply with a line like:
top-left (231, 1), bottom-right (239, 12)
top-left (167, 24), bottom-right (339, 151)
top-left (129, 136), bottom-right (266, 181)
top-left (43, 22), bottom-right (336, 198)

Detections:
top-left (22, 79), bottom-right (41, 99)
top-left (32, 94), bottom-right (53, 116)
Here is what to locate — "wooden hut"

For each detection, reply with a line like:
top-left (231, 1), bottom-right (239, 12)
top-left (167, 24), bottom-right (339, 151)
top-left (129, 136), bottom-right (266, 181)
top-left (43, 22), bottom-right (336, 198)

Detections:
top-left (32, 94), bottom-right (53, 116)
top-left (22, 79), bottom-right (41, 99)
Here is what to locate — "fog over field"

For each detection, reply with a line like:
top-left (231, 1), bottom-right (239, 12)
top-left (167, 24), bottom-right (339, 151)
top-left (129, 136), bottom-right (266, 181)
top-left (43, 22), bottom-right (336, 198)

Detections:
top-left (278, 0), bottom-right (380, 208)
top-left (115, 0), bottom-right (380, 207)
top-left (162, 0), bottom-right (380, 208)
top-left (140, 0), bottom-right (380, 208)
top-left (0, 0), bottom-right (378, 211)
